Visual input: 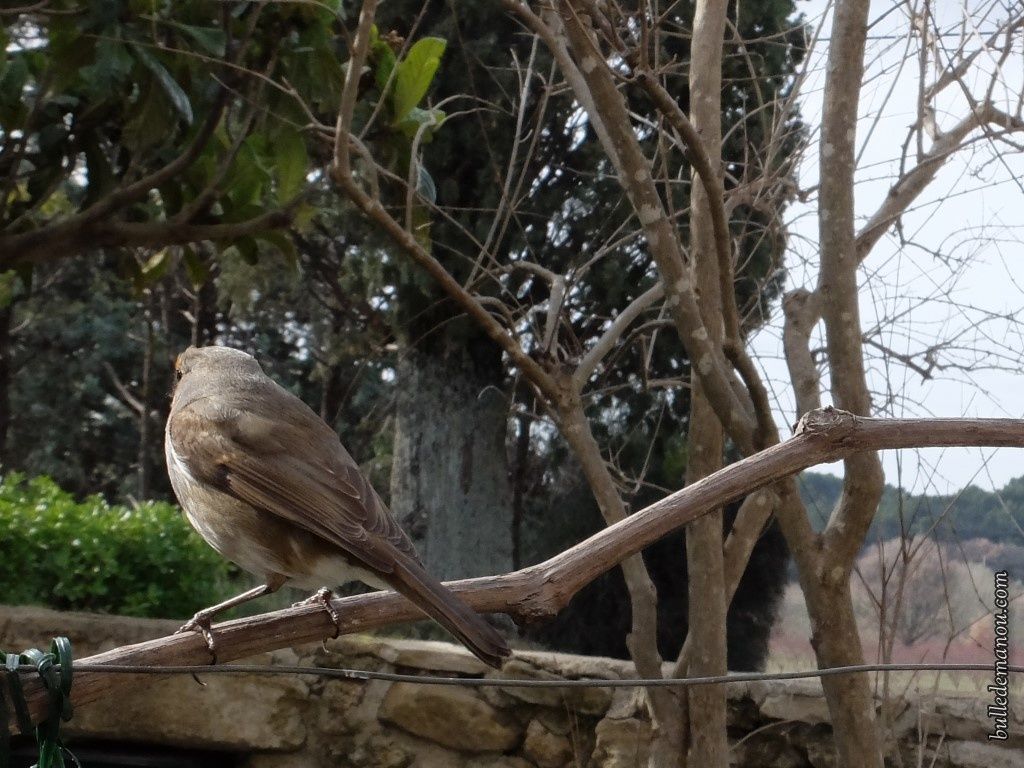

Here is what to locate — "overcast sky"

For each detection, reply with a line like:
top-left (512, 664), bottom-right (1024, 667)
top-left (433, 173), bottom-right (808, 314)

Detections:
top-left (750, 0), bottom-right (1024, 494)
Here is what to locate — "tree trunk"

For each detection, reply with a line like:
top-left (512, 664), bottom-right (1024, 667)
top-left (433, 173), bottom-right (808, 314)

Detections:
top-left (681, 0), bottom-right (730, 764)
top-left (319, 362), bottom-right (345, 425)
top-left (390, 342), bottom-right (513, 579)
top-left (809, 1), bottom-right (887, 765)
top-left (806, 578), bottom-right (885, 767)
top-left (137, 294), bottom-right (155, 499)
top-left (511, 412), bottom-right (531, 571)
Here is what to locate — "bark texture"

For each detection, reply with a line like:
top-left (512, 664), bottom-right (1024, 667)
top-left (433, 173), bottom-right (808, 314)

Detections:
top-left (682, 1), bottom-right (730, 765)
top-left (807, 1), bottom-right (886, 766)
top-left (390, 343), bottom-right (514, 580)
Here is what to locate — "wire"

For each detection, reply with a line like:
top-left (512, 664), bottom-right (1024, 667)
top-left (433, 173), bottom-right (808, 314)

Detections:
top-left (67, 661), bottom-right (1024, 688)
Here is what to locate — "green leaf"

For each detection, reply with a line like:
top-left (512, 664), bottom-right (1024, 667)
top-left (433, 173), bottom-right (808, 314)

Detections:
top-left (308, 39), bottom-right (346, 112)
top-left (220, 201), bottom-right (264, 224)
top-left (129, 43), bottom-right (193, 125)
top-left (122, 80), bottom-right (174, 152)
top-left (256, 231), bottom-right (298, 263)
top-left (182, 247), bottom-right (210, 288)
top-left (139, 248), bottom-right (172, 285)
top-left (14, 263), bottom-right (32, 293)
top-left (373, 43), bottom-right (397, 93)
top-left (164, 21), bottom-right (227, 57)
top-left (274, 128), bottom-right (307, 203)
top-left (292, 201), bottom-right (317, 231)
top-left (371, 26), bottom-right (397, 93)
top-left (82, 135), bottom-right (116, 208)
top-left (391, 37), bottom-right (446, 123)
top-left (0, 52), bottom-right (28, 116)
top-left (394, 106), bottom-right (446, 141)
top-left (227, 140), bottom-right (270, 206)
top-left (0, 271), bottom-right (19, 309)
top-left (231, 236), bottom-right (259, 265)
top-left (80, 38), bottom-right (133, 98)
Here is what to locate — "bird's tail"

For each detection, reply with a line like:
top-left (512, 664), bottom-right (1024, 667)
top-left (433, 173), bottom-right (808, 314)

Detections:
top-left (390, 557), bottom-right (511, 669)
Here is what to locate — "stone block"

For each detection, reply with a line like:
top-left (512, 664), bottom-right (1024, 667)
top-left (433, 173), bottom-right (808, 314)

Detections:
top-left (523, 718), bottom-right (575, 768)
top-left (379, 682), bottom-right (522, 752)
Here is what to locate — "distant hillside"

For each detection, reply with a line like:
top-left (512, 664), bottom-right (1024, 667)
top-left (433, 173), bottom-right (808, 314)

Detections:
top-left (797, 472), bottom-right (1024, 547)
top-left (796, 472), bottom-right (1024, 579)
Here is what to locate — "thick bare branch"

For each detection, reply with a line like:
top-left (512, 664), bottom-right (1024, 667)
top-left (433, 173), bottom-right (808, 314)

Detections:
top-left (636, 70), bottom-right (739, 345)
top-left (672, 486), bottom-right (779, 677)
top-left (812, 1), bottom-right (884, 764)
top-left (681, 0), bottom-right (731, 764)
top-left (0, 209), bottom-right (295, 267)
top-left (782, 288), bottom-right (823, 419)
top-left (556, 397), bottom-right (675, 730)
top-left (10, 410), bottom-right (1024, 732)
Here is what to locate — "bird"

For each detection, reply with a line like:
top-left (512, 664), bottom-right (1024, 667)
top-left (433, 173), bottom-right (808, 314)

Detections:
top-left (164, 344), bottom-right (510, 668)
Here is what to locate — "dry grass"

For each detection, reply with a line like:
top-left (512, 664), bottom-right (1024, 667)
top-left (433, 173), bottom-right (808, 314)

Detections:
top-left (766, 580), bottom-right (1024, 696)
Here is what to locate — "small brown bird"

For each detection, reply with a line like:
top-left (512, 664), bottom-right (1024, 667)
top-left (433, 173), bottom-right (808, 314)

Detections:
top-left (165, 345), bottom-right (510, 668)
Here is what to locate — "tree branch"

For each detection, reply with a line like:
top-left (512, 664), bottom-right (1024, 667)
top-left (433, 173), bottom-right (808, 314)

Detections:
top-left (0, 208), bottom-right (295, 267)
top-left (332, 0), bottom-right (378, 184)
top-left (855, 104), bottom-right (1022, 259)
top-left (573, 282), bottom-right (664, 392)
top-left (782, 288), bottom-right (822, 419)
top-left (636, 70), bottom-right (739, 345)
top-left (552, 0), bottom-right (756, 454)
top-left (811, 2), bottom-right (884, 764)
top-left (9, 410), bottom-right (1024, 732)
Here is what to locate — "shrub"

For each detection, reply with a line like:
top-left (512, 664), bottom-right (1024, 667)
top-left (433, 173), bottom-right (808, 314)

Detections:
top-left (0, 474), bottom-right (235, 618)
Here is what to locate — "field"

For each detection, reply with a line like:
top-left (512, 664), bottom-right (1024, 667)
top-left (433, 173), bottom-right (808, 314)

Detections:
top-left (766, 579), bottom-right (1023, 696)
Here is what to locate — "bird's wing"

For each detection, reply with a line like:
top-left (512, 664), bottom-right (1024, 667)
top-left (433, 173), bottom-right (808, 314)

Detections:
top-left (168, 389), bottom-right (419, 575)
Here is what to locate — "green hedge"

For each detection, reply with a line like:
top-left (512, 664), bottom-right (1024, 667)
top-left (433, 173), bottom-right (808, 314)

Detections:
top-left (0, 474), bottom-right (235, 618)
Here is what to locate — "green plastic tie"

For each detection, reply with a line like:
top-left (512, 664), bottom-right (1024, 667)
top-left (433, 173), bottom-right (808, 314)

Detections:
top-left (0, 637), bottom-right (78, 768)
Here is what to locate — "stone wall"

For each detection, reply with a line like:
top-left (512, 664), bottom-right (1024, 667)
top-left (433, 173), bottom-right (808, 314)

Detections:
top-left (1, 606), bottom-right (1020, 767)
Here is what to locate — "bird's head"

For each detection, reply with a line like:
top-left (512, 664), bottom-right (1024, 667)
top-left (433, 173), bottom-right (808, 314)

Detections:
top-left (174, 346), bottom-right (264, 387)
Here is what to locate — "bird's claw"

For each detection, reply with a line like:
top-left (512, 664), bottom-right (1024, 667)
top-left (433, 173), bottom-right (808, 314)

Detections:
top-left (294, 587), bottom-right (342, 640)
top-left (176, 612), bottom-right (218, 664)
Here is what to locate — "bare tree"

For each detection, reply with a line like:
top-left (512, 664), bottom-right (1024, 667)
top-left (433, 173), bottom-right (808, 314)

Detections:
top-left (325, 1), bottom-right (1023, 766)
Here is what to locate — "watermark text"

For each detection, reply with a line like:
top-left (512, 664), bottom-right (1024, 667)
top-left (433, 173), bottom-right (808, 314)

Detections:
top-left (987, 570), bottom-right (1010, 741)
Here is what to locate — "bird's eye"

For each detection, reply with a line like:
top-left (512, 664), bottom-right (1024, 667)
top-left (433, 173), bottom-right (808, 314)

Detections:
top-left (175, 367), bottom-right (184, 381)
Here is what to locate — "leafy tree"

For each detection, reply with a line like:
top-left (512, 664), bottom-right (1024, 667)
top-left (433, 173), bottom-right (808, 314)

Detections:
top-left (2, 1), bottom-right (803, 668)
top-left (1, 257), bottom-right (160, 499)
top-left (0, 2), bottom-right (438, 488)
top-left (367, 0), bottom-right (803, 658)
top-left (0, 1), bottom-right (333, 268)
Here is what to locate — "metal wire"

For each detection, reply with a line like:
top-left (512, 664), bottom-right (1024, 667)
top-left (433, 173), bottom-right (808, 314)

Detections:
top-left (67, 661), bottom-right (1024, 688)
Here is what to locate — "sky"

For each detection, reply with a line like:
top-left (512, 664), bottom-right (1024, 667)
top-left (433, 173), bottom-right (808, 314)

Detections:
top-left (750, 0), bottom-right (1024, 494)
